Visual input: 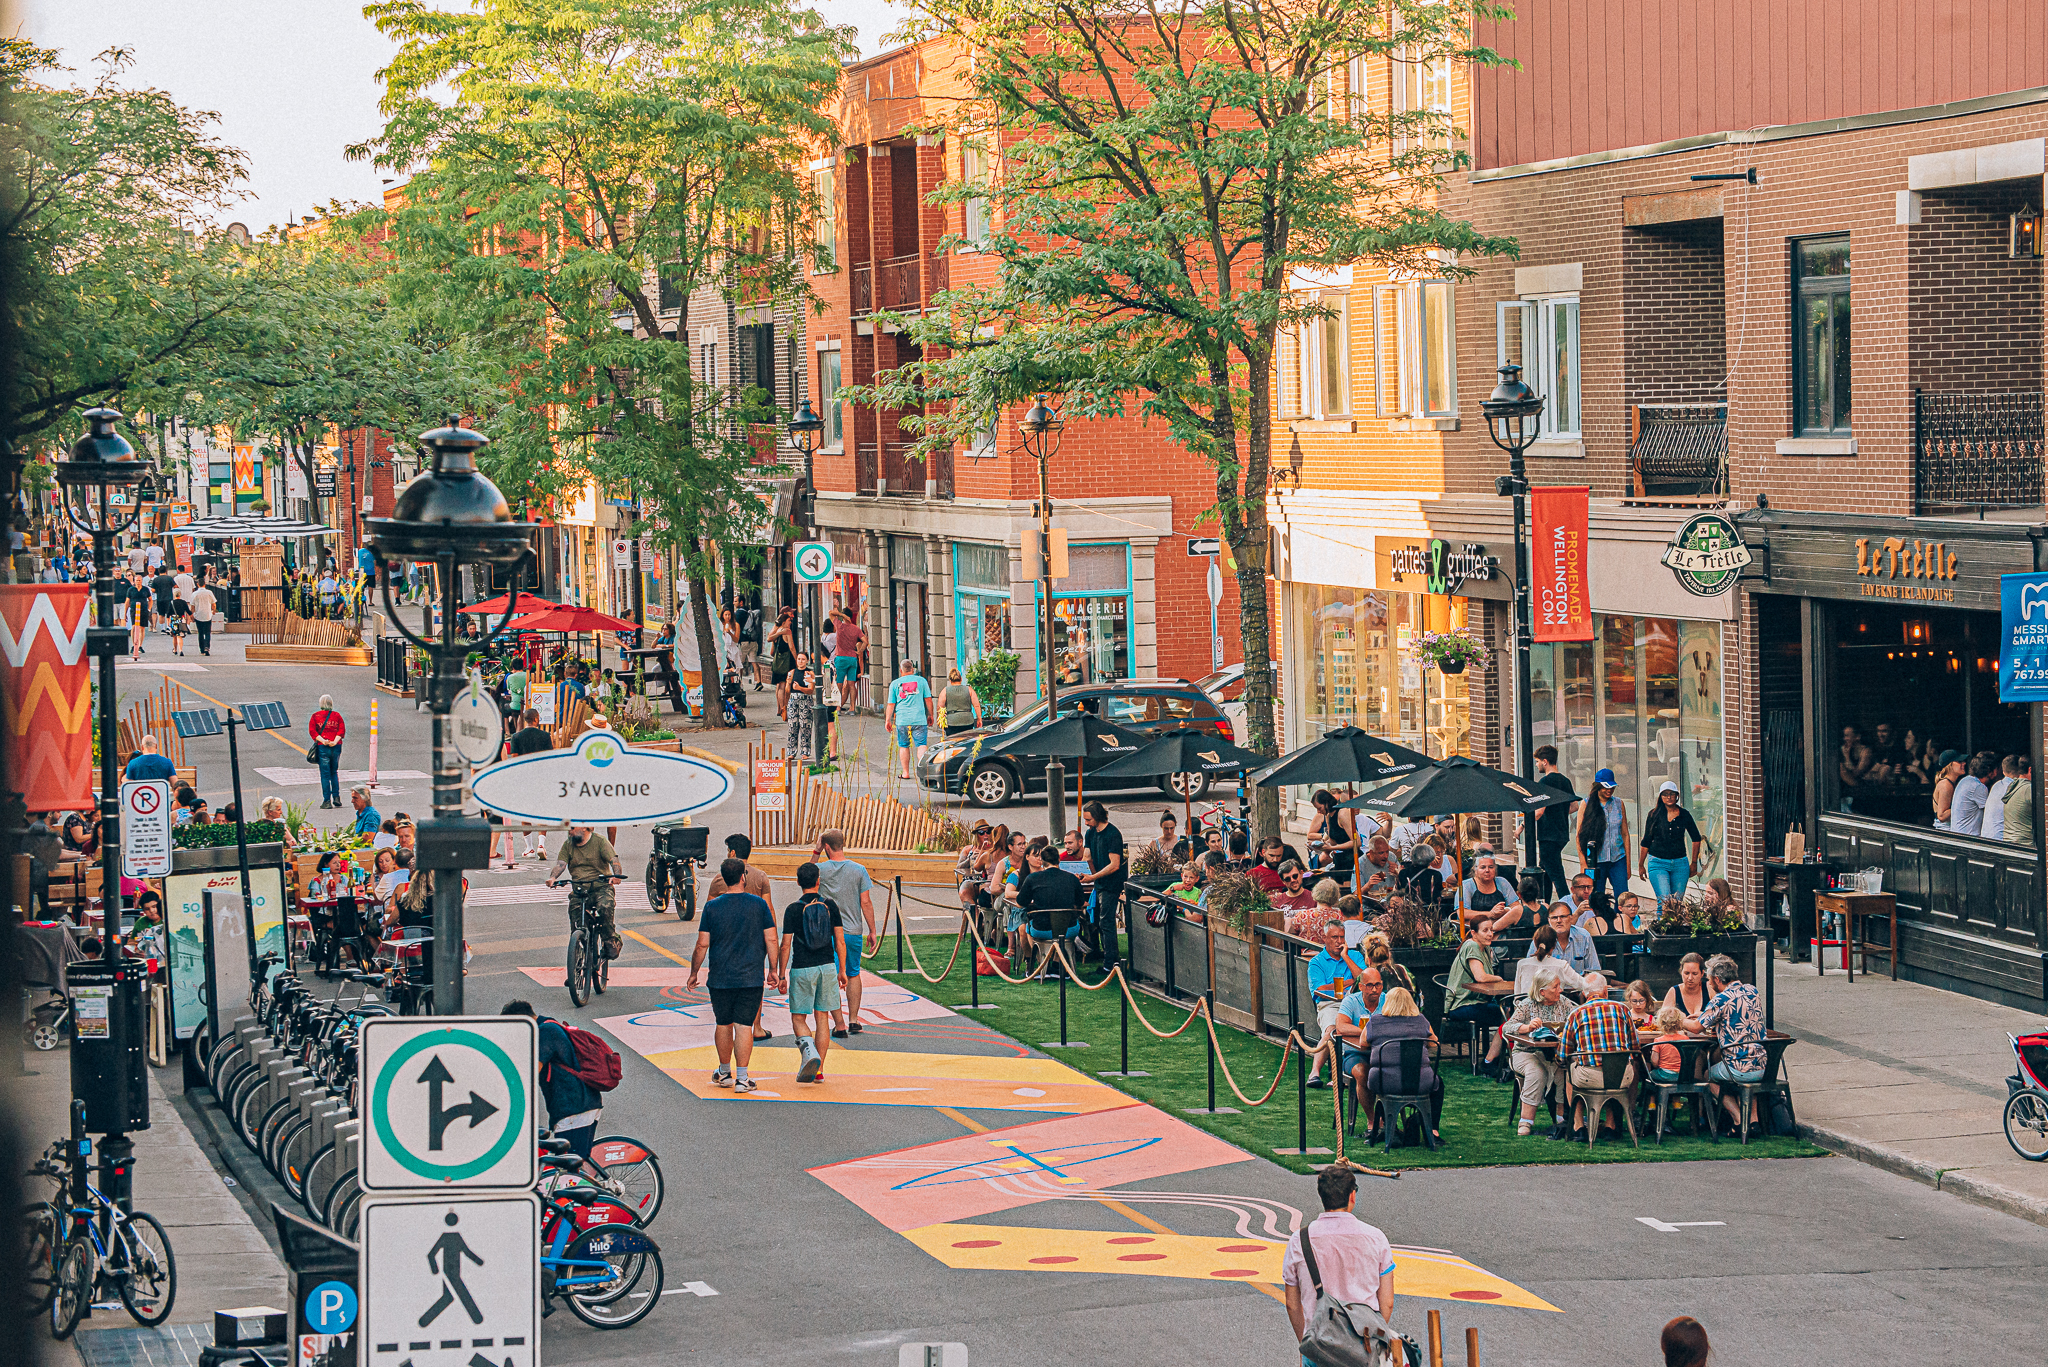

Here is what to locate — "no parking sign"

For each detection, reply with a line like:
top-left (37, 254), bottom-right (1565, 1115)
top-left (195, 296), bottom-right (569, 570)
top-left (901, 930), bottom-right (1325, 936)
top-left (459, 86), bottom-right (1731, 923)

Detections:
top-left (121, 779), bottom-right (173, 878)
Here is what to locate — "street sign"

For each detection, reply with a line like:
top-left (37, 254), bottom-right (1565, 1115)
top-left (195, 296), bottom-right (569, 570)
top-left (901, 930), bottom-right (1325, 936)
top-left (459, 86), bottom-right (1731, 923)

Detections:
top-left (361, 1194), bottom-right (538, 1367)
top-left (1186, 536), bottom-right (1221, 557)
top-left (794, 540), bottom-right (835, 582)
top-left (315, 469), bottom-right (337, 497)
top-left (611, 537), bottom-right (633, 570)
top-left (1205, 557), bottom-right (1223, 606)
top-left (359, 1017), bottom-right (536, 1192)
top-left (121, 779), bottom-right (173, 878)
top-left (449, 675), bottom-right (504, 767)
top-left (471, 729), bottom-right (734, 825)
top-left (1204, 556), bottom-right (1224, 671)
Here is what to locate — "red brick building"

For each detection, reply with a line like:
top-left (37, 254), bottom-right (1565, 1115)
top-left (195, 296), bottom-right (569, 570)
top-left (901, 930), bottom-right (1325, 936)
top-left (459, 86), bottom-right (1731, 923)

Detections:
top-left (805, 42), bottom-right (1246, 709)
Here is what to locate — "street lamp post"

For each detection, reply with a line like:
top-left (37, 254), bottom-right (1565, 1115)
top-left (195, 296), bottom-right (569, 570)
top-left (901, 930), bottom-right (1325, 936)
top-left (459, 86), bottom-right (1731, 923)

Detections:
top-left (786, 399), bottom-right (831, 765)
top-left (1480, 362), bottom-right (1548, 883)
top-left (1019, 395), bottom-right (1067, 842)
top-left (367, 419), bottom-right (535, 1015)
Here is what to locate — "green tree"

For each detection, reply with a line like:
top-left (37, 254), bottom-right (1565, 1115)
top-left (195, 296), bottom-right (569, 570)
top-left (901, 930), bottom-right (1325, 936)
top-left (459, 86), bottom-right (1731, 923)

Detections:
top-left (866, 1), bottom-right (1518, 832)
top-left (354, 0), bottom-right (850, 714)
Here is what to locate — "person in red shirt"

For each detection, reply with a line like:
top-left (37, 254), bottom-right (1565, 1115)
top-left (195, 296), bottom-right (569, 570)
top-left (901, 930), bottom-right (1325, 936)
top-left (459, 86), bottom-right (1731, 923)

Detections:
top-left (1267, 860), bottom-right (1314, 912)
top-left (831, 610), bottom-right (866, 710)
top-left (308, 695), bottom-right (347, 809)
top-left (1249, 836), bottom-right (1288, 892)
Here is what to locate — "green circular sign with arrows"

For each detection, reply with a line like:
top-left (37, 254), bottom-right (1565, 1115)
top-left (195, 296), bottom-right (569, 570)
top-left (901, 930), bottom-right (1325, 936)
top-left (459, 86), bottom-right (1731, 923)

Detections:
top-left (371, 1027), bottom-right (527, 1183)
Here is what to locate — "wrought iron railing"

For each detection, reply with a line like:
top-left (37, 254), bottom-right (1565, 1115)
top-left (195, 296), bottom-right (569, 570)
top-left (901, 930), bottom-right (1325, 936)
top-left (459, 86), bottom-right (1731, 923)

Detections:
top-left (851, 253), bottom-right (947, 316)
top-left (855, 441), bottom-right (954, 498)
top-left (1915, 389), bottom-right (2045, 513)
top-left (1629, 404), bottom-right (1726, 500)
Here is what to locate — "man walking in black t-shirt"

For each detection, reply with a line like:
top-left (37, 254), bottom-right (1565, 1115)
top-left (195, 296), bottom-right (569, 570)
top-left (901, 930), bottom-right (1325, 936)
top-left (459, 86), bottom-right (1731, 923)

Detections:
top-left (1078, 801), bottom-right (1126, 965)
top-left (687, 858), bottom-right (777, 1093)
top-left (1531, 746), bottom-right (1579, 901)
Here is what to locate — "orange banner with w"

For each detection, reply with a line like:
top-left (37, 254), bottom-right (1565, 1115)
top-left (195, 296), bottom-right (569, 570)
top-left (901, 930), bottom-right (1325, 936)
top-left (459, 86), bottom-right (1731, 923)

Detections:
top-left (0, 585), bottom-right (93, 811)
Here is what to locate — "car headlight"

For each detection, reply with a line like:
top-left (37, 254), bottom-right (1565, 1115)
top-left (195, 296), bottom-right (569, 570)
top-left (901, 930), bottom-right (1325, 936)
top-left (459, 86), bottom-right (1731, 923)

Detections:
top-left (931, 746), bottom-right (963, 767)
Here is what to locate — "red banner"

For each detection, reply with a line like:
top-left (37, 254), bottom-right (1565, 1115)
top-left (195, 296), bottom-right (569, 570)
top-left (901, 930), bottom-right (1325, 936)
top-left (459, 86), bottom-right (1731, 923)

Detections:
top-left (1530, 486), bottom-right (1593, 642)
top-left (0, 585), bottom-right (94, 812)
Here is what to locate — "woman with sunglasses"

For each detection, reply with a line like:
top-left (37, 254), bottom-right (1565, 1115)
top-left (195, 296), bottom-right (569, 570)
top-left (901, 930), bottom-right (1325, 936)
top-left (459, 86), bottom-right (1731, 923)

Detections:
top-left (1576, 767), bottom-right (1632, 916)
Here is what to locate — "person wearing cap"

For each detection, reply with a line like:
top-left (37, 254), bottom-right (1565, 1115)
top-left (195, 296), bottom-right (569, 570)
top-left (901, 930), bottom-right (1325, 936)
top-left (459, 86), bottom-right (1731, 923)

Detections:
top-left (1576, 768), bottom-right (1632, 916)
top-left (1638, 779), bottom-right (1705, 903)
top-left (1931, 749), bottom-right (1966, 829)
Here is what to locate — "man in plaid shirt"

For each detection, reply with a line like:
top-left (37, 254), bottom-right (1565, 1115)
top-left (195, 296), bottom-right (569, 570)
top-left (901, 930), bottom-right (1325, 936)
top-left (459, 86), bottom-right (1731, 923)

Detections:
top-left (1562, 973), bottom-right (1637, 1137)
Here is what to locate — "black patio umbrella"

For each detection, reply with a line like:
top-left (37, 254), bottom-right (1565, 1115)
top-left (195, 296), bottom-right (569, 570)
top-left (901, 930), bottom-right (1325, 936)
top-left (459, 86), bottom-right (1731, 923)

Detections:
top-left (1089, 728), bottom-right (1275, 841)
top-left (1244, 726), bottom-right (1436, 790)
top-left (977, 713), bottom-right (1148, 823)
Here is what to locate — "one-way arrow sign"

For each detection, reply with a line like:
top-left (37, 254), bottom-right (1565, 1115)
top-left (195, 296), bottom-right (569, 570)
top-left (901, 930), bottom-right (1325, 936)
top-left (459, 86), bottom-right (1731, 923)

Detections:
top-left (361, 1018), bottom-right (536, 1192)
top-left (419, 1055), bottom-right (502, 1151)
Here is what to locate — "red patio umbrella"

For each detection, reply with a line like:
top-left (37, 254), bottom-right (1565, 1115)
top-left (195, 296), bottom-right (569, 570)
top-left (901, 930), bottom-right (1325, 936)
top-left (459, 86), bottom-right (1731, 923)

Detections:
top-left (505, 603), bottom-right (641, 678)
top-left (459, 590), bottom-right (558, 615)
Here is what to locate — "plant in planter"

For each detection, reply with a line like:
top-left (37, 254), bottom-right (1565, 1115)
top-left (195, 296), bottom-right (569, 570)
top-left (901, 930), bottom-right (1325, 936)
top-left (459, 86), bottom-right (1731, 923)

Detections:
top-left (965, 649), bottom-right (1019, 720)
top-left (1130, 841), bottom-right (1176, 880)
top-left (174, 818), bottom-right (288, 849)
top-left (1413, 627), bottom-right (1488, 675)
top-left (1204, 869), bottom-right (1272, 937)
top-left (1649, 894), bottom-right (1745, 939)
top-left (1371, 895), bottom-right (1440, 948)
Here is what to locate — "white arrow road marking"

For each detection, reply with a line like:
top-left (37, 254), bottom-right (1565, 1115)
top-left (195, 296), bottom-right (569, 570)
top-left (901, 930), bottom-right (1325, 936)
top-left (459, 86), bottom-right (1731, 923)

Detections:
top-left (1636, 1217), bottom-right (1727, 1233)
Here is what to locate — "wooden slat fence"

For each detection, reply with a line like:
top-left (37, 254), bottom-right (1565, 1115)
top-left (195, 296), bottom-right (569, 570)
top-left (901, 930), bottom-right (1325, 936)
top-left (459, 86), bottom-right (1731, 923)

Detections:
top-left (746, 732), bottom-right (952, 851)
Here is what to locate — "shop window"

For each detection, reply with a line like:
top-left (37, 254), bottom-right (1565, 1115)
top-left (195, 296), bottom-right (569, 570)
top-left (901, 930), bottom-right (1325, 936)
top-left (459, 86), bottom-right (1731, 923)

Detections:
top-left (1279, 291), bottom-right (1351, 420)
top-left (953, 542), bottom-right (1013, 674)
top-left (1039, 543), bottom-right (1131, 690)
top-left (813, 165), bottom-right (836, 272)
top-left (1793, 234), bottom-right (1850, 436)
top-left (1291, 583), bottom-right (1468, 759)
top-left (1375, 281), bottom-right (1456, 418)
top-left (1497, 297), bottom-right (1579, 437)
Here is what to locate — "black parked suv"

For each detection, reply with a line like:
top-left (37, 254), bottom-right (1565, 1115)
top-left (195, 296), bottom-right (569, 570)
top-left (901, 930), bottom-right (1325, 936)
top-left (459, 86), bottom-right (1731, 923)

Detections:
top-left (917, 679), bottom-right (1234, 808)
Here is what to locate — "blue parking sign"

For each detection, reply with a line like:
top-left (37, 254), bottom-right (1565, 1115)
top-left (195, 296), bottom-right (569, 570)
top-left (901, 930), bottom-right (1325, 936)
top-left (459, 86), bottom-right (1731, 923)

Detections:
top-left (2000, 573), bottom-right (2048, 702)
top-left (306, 1279), bottom-right (358, 1332)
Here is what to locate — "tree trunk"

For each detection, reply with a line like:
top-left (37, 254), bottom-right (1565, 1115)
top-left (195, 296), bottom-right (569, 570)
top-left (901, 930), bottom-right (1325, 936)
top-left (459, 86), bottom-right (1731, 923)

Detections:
top-left (685, 531), bottom-right (725, 726)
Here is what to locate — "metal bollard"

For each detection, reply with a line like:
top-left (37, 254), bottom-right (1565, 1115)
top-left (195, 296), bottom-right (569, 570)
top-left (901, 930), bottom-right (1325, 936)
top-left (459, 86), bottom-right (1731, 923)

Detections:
top-left (1295, 1034), bottom-right (1309, 1154)
top-left (894, 876), bottom-right (906, 973)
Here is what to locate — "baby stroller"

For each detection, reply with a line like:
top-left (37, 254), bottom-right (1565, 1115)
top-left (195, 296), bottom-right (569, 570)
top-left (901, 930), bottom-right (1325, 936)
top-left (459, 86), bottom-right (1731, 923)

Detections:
top-left (2004, 1030), bottom-right (2048, 1160)
top-left (17, 921), bottom-right (83, 1052)
top-left (719, 666), bottom-right (748, 727)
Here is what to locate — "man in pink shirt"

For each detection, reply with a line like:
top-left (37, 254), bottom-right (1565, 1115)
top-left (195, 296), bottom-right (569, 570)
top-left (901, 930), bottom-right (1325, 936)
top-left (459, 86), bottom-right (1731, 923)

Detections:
top-left (831, 610), bottom-right (866, 709)
top-left (1282, 1166), bottom-right (1397, 1357)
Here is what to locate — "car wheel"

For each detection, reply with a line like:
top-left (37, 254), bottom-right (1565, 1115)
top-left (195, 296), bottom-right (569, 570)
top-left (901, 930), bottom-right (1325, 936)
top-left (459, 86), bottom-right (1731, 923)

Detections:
top-left (966, 764), bottom-right (1015, 807)
top-left (1161, 771), bottom-right (1211, 800)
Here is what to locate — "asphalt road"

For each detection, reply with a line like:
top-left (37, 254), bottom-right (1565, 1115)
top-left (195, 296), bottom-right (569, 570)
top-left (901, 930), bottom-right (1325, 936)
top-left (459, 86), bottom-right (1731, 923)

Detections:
top-left (120, 642), bottom-right (2048, 1367)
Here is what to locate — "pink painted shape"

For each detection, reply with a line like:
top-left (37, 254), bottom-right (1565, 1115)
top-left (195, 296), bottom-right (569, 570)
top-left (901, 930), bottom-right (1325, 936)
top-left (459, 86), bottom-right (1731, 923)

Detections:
top-left (518, 967), bottom-right (695, 987)
top-left (809, 1104), bottom-right (1252, 1233)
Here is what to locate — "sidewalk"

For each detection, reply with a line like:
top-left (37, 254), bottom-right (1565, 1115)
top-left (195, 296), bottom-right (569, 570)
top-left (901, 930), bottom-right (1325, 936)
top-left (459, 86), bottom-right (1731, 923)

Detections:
top-left (1771, 958), bottom-right (2048, 1224)
top-left (14, 1045), bottom-right (288, 1361)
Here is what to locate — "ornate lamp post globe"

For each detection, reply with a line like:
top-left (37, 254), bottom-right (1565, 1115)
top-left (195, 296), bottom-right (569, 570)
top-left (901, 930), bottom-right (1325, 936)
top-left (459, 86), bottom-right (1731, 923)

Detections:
top-left (787, 398), bottom-right (824, 455)
top-left (1019, 393), bottom-right (1065, 458)
top-left (1481, 362), bottom-right (1545, 455)
top-left (366, 417), bottom-right (536, 1015)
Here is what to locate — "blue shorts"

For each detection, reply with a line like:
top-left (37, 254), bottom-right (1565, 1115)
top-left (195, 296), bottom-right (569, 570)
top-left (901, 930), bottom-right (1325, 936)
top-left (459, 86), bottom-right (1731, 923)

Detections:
top-left (1340, 1044), bottom-right (1367, 1078)
top-left (832, 655), bottom-right (858, 682)
top-left (896, 723), bottom-right (929, 747)
top-left (1708, 1060), bottom-right (1764, 1086)
top-left (837, 934), bottom-right (864, 974)
top-left (787, 963), bottom-right (842, 1016)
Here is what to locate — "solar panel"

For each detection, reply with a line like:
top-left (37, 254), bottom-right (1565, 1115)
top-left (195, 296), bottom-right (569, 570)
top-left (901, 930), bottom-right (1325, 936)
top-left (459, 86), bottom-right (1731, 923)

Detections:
top-left (172, 708), bottom-right (222, 738)
top-left (239, 701), bottom-right (291, 732)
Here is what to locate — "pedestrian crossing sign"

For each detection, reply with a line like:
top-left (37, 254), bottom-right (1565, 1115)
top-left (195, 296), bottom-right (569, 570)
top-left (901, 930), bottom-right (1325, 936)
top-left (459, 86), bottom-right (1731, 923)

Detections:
top-left (361, 1194), bottom-right (539, 1367)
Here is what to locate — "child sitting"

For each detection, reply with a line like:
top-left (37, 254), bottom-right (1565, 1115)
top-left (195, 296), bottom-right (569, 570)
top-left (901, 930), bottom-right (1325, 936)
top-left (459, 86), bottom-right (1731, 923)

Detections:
top-left (1623, 978), bottom-right (1658, 1029)
top-left (1648, 1006), bottom-right (1688, 1083)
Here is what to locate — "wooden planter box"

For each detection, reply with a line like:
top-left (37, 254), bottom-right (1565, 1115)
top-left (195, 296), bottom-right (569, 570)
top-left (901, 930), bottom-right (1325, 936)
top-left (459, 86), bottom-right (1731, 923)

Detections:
top-left (1390, 944), bottom-right (1462, 1023)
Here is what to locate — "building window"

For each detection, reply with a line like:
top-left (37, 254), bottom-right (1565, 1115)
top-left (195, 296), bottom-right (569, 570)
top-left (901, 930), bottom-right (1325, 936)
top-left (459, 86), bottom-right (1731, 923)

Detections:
top-left (966, 404), bottom-right (997, 459)
top-left (813, 165), bottom-right (836, 272)
top-left (1346, 54), bottom-right (1368, 124)
top-left (1279, 291), bottom-right (1351, 420)
top-left (700, 339), bottom-right (718, 390)
top-left (1497, 296), bottom-right (1579, 437)
top-left (739, 322), bottom-right (775, 404)
top-left (961, 137), bottom-right (992, 248)
top-left (1375, 280), bottom-right (1456, 418)
top-left (657, 261), bottom-right (681, 315)
top-left (1793, 235), bottom-right (1850, 436)
top-left (819, 349), bottom-right (843, 449)
top-left (1393, 43), bottom-right (1451, 157)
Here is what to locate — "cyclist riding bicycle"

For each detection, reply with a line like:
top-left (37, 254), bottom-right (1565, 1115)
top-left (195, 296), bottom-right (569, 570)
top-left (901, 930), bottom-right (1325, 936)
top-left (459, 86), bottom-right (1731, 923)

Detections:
top-left (549, 825), bottom-right (625, 960)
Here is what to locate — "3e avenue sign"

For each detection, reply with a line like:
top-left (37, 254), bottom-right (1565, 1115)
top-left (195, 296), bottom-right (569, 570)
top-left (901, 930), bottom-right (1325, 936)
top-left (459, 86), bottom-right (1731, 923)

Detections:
top-left (359, 1017), bottom-right (536, 1192)
top-left (471, 730), bottom-right (733, 825)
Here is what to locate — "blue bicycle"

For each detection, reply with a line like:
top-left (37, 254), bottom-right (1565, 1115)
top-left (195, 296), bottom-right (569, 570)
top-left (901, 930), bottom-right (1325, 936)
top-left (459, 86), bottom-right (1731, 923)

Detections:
top-left (32, 1139), bottom-right (176, 1337)
top-left (537, 1142), bottom-right (663, 1328)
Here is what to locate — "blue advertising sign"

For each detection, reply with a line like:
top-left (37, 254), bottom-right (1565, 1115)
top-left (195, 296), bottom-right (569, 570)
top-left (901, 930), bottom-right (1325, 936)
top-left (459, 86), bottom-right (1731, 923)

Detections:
top-left (1999, 573), bottom-right (2048, 702)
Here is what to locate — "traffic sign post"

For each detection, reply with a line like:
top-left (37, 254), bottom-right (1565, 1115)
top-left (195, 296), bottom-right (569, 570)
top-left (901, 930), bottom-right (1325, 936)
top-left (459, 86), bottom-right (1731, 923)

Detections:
top-left (793, 540), bottom-right (835, 582)
top-left (359, 1017), bottom-right (536, 1192)
top-left (361, 1194), bottom-right (539, 1367)
top-left (448, 674), bottom-right (504, 768)
top-left (120, 779), bottom-right (173, 878)
top-left (1205, 555), bottom-right (1224, 672)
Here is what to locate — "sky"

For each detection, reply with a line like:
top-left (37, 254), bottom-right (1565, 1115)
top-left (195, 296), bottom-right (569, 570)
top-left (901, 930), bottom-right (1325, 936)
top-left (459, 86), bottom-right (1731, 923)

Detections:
top-left (19, 0), bottom-right (903, 235)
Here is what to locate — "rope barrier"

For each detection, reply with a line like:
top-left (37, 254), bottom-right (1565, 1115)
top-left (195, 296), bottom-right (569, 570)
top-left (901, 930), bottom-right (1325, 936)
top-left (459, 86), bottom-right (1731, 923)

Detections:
top-left (893, 908), bottom-right (971, 984)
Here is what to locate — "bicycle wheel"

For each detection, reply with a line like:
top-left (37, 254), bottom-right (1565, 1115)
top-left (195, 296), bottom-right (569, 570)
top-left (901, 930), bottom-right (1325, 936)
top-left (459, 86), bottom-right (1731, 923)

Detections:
top-left (644, 858), bottom-right (667, 915)
top-left (235, 1075), bottom-right (274, 1149)
top-left (2005, 1088), bottom-right (2048, 1161)
top-left (336, 1186), bottom-right (363, 1240)
top-left (323, 1170), bottom-right (359, 1234)
top-left (23, 1202), bottom-right (61, 1312)
top-left (594, 936), bottom-right (609, 996)
top-left (676, 870), bottom-right (696, 922)
top-left (50, 1239), bottom-right (90, 1340)
top-left (590, 1138), bottom-right (663, 1224)
top-left (566, 929), bottom-right (590, 1008)
top-left (258, 1097), bottom-right (298, 1171)
top-left (278, 1119), bottom-right (316, 1203)
top-left (302, 1143), bottom-right (338, 1221)
top-left (117, 1211), bottom-right (176, 1325)
top-left (560, 1226), bottom-right (663, 1328)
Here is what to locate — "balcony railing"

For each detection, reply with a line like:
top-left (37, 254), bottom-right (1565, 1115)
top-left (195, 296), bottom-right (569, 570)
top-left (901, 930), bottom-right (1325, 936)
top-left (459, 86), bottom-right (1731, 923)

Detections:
top-left (1628, 404), bottom-right (1726, 502)
top-left (855, 441), bottom-right (954, 499)
top-left (851, 263), bottom-right (873, 316)
top-left (851, 253), bottom-right (949, 317)
top-left (1915, 389), bottom-right (2045, 514)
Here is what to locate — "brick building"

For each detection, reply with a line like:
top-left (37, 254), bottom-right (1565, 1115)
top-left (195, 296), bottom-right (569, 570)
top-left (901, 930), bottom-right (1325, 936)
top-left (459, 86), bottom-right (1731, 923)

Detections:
top-left (1271, 0), bottom-right (2048, 1007)
top-left (806, 42), bottom-right (1247, 712)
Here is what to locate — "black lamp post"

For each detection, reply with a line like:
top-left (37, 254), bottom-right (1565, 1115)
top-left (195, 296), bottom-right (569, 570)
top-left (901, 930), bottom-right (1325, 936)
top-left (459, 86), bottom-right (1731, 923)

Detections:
top-left (786, 399), bottom-right (830, 763)
top-left (1019, 394), bottom-right (1068, 841)
top-left (1480, 362), bottom-right (1547, 884)
top-left (367, 418), bottom-right (534, 1014)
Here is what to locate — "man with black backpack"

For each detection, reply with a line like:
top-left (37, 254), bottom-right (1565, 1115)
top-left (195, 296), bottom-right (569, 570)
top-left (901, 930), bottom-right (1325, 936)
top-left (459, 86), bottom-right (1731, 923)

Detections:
top-left (776, 862), bottom-right (848, 1084)
top-left (500, 999), bottom-right (621, 1161)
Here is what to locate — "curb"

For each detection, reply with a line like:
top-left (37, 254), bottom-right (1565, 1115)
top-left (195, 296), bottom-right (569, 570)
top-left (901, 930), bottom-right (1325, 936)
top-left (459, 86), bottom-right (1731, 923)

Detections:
top-left (1800, 1120), bottom-right (2048, 1228)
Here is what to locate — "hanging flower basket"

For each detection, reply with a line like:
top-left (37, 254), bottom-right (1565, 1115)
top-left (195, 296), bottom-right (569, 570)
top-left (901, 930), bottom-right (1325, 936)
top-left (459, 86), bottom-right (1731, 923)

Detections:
top-left (1414, 628), bottom-right (1487, 674)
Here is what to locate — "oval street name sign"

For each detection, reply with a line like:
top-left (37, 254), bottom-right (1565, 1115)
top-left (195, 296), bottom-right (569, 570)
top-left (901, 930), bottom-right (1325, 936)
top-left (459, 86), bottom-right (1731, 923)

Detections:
top-left (470, 729), bottom-right (734, 825)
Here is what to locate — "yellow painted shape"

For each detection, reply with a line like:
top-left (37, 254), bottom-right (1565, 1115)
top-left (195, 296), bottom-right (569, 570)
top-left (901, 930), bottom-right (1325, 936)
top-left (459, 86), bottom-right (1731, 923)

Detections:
top-left (651, 1045), bottom-right (1130, 1114)
top-left (900, 1223), bottom-right (1557, 1310)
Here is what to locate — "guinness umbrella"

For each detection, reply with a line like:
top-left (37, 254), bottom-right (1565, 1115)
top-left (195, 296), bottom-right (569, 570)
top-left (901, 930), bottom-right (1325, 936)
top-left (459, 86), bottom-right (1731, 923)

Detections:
top-left (978, 713), bottom-right (1147, 827)
top-left (1244, 726), bottom-right (1435, 790)
top-left (1090, 728), bottom-right (1274, 843)
top-left (458, 590), bottom-right (557, 615)
top-left (1340, 756), bottom-right (1574, 933)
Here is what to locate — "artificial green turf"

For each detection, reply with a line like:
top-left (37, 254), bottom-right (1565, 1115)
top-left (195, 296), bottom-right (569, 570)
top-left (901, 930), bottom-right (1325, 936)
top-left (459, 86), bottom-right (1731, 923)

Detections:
top-left (900, 934), bottom-right (1826, 1175)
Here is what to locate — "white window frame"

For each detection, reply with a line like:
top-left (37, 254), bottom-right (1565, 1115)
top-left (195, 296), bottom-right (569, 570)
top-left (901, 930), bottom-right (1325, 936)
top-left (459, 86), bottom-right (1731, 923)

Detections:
top-left (1278, 290), bottom-right (1351, 420)
top-left (1374, 280), bottom-right (1457, 419)
top-left (1496, 295), bottom-right (1580, 438)
top-left (819, 348), bottom-right (843, 450)
top-left (1393, 42), bottom-right (1452, 158)
top-left (812, 164), bottom-right (836, 272)
top-left (1347, 54), bottom-right (1368, 125)
top-left (961, 135), bottom-right (992, 249)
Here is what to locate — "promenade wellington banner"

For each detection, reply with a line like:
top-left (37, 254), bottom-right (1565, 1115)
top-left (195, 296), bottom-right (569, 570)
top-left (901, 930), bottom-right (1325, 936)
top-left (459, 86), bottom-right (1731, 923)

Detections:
top-left (0, 584), bottom-right (93, 811)
top-left (1530, 486), bottom-right (1593, 642)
